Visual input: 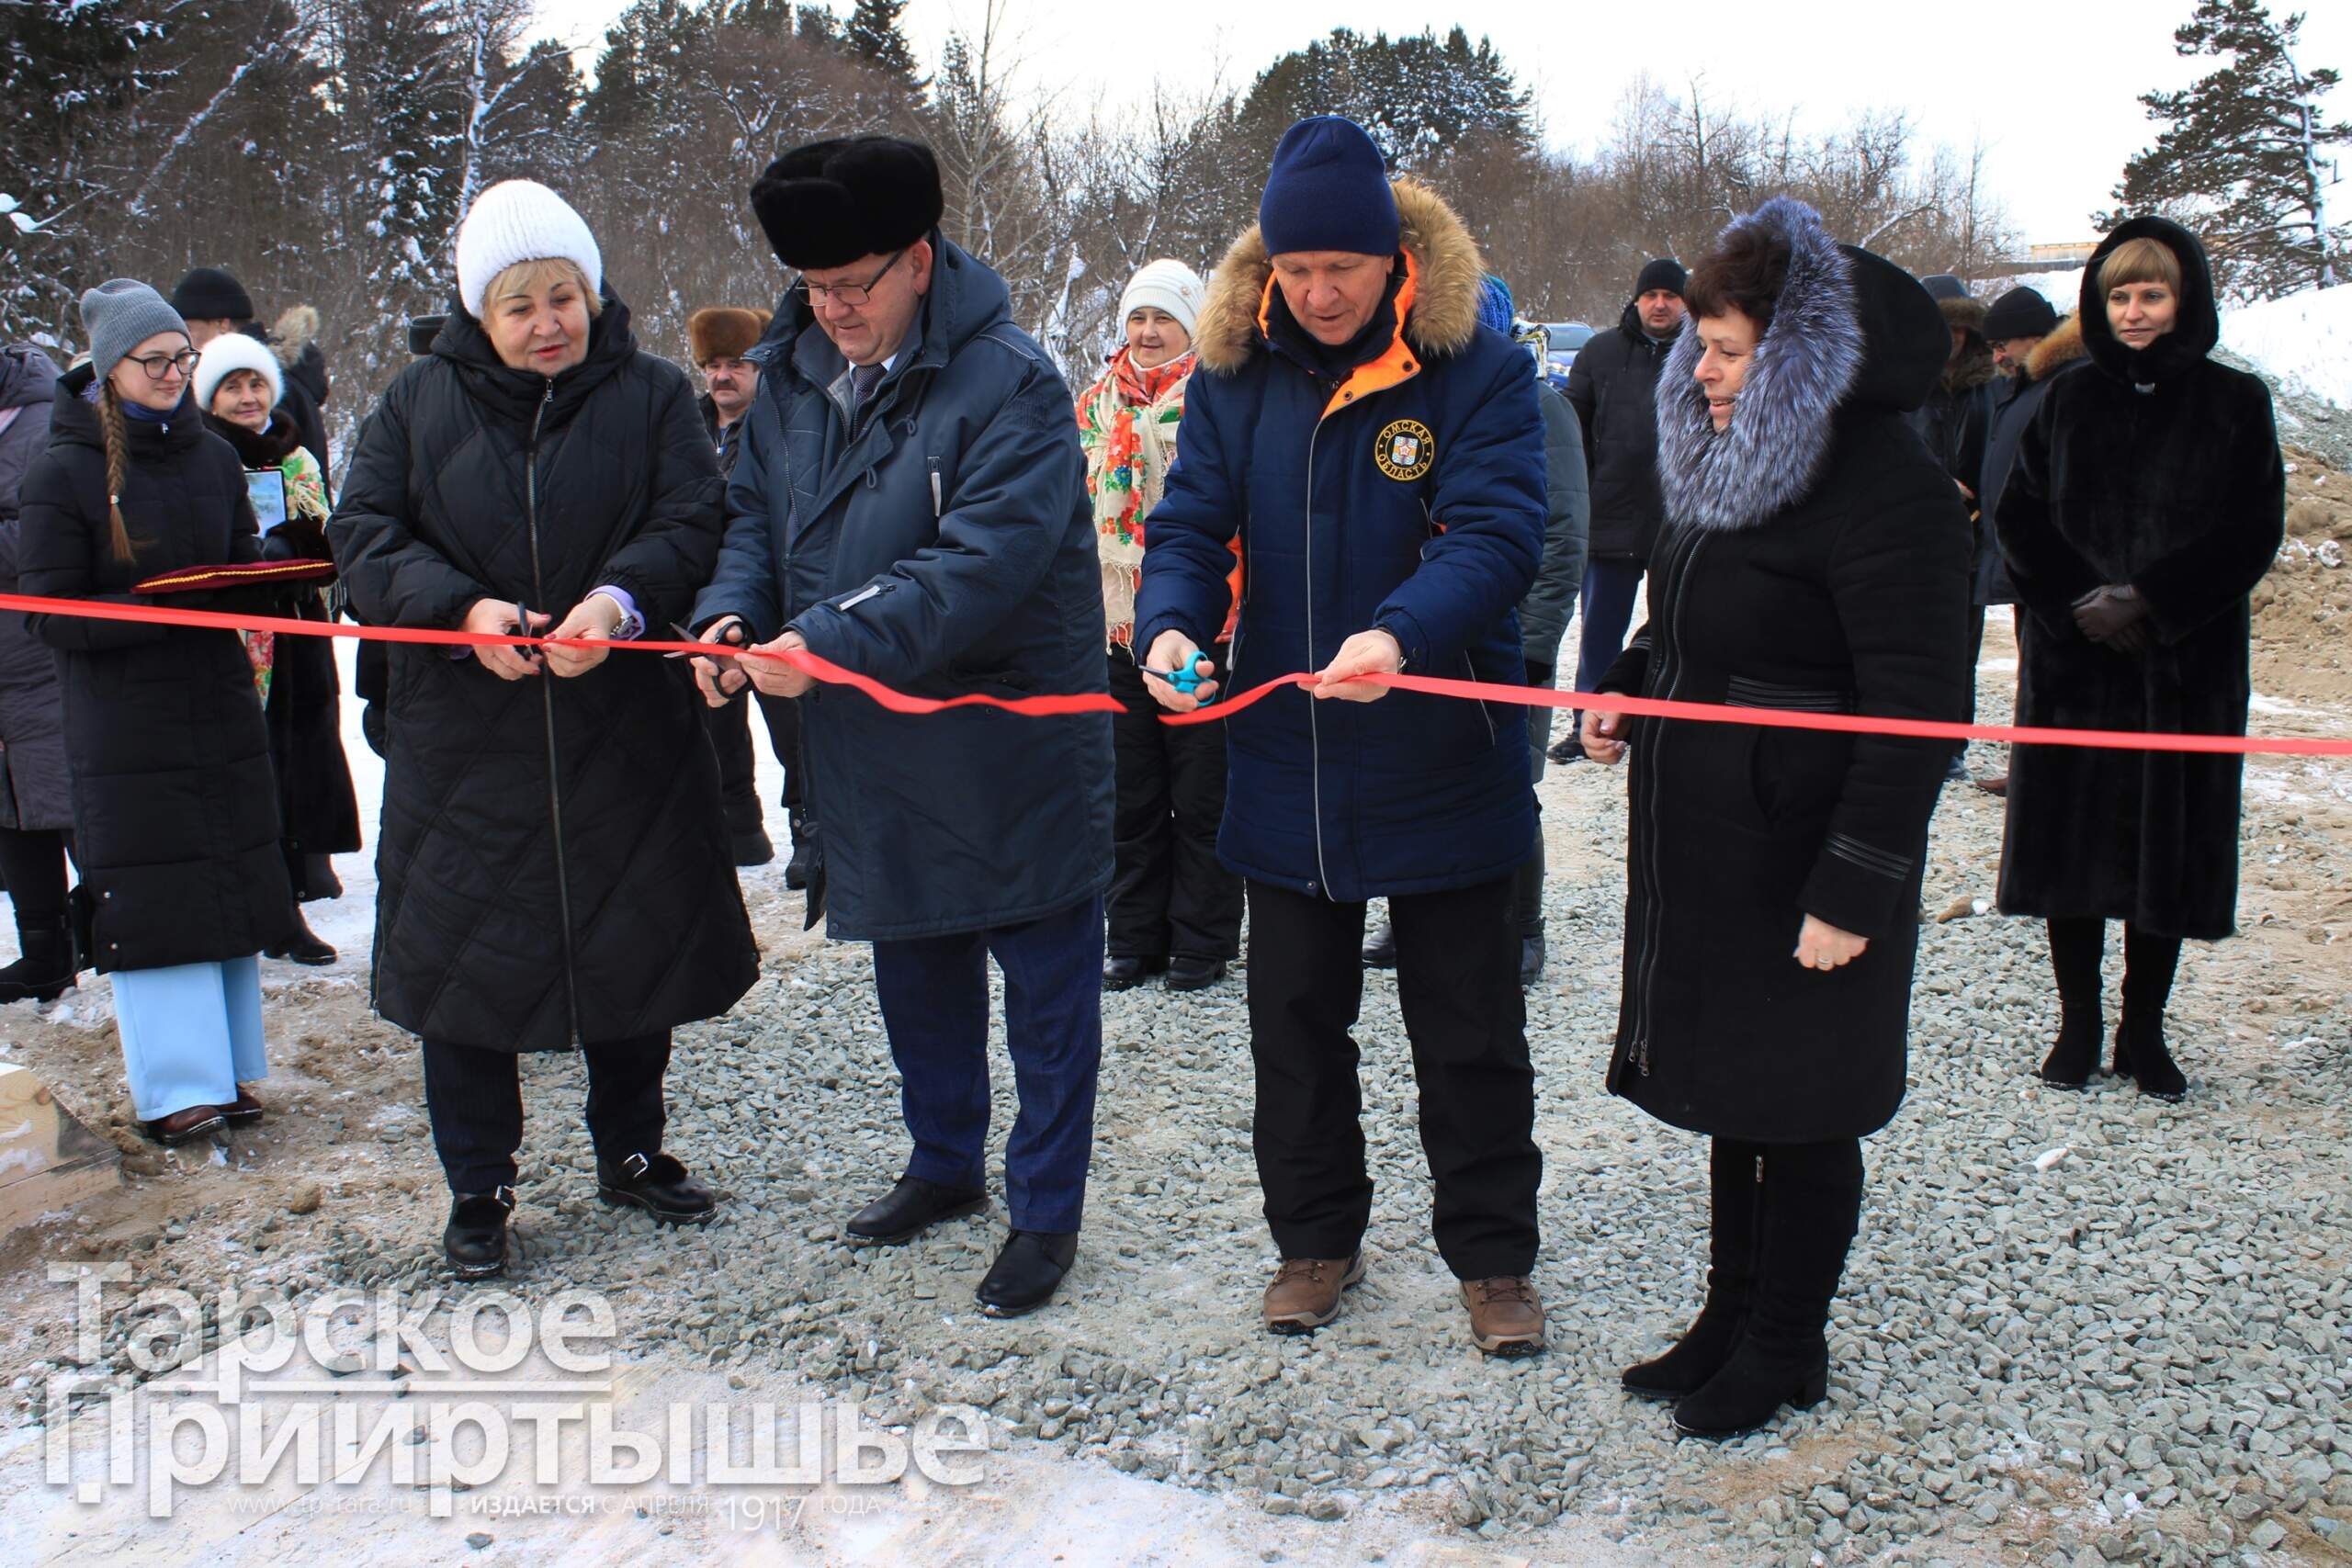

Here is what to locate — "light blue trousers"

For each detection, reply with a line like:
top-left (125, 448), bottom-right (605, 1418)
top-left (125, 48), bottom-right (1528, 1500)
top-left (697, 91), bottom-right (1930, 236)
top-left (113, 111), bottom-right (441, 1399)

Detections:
top-left (112, 957), bottom-right (267, 1120)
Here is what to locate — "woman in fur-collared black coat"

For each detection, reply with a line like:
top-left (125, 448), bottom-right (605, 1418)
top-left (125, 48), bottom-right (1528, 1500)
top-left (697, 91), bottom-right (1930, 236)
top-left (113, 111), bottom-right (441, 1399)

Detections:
top-left (1993, 218), bottom-right (2282, 1100)
top-left (1580, 198), bottom-right (1971, 1441)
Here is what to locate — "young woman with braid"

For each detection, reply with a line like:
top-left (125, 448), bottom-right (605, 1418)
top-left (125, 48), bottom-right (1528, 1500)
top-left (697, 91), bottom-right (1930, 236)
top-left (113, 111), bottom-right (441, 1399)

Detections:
top-left (15, 280), bottom-right (300, 1145)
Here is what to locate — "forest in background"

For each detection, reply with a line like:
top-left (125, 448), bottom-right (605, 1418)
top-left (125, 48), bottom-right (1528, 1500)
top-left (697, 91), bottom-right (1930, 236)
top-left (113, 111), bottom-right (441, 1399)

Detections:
top-left (4, 0), bottom-right (2339, 449)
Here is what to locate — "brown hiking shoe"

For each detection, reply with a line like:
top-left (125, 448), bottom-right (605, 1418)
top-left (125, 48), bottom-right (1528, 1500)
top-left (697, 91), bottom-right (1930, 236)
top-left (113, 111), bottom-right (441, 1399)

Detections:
top-left (1261, 1252), bottom-right (1365, 1335)
top-left (1461, 1276), bottom-right (1546, 1357)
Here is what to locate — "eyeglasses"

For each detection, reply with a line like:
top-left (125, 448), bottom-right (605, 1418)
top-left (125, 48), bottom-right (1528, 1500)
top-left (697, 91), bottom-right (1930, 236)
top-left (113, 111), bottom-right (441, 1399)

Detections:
top-left (791, 248), bottom-right (907, 310)
top-left (127, 349), bottom-right (198, 380)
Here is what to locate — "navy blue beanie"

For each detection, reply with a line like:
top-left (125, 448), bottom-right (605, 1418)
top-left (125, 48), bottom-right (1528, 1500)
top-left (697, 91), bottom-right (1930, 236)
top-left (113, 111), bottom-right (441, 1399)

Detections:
top-left (1476, 275), bottom-right (1514, 335)
top-left (1260, 117), bottom-right (1400, 259)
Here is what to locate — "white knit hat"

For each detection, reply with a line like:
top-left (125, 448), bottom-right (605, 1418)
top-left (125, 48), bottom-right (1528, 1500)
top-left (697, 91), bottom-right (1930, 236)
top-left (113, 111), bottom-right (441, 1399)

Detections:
top-left (454, 180), bottom-right (603, 319)
top-left (1118, 259), bottom-right (1206, 339)
top-left (192, 331), bottom-right (283, 412)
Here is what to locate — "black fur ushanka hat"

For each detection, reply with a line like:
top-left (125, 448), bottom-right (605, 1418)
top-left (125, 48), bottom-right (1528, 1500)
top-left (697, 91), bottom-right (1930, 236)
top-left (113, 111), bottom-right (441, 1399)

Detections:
top-left (750, 136), bottom-right (944, 271)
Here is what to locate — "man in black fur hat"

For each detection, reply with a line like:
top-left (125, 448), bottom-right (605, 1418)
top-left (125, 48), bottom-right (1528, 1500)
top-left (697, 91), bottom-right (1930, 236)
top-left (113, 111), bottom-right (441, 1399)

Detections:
top-left (691, 136), bottom-right (1114, 1319)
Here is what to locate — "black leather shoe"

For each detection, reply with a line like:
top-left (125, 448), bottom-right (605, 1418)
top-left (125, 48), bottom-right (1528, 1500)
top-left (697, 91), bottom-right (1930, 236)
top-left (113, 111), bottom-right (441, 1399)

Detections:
top-left (266, 909), bottom-right (336, 966)
top-left (1102, 953), bottom-right (1167, 991)
top-left (1518, 934), bottom-right (1545, 987)
top-left (1361, 919), bottom-right (1396, 969)
top-left (1546, 737), bottom-right (1586, 766)
top-left (445, 1188), bottom-right (514, 1280)
top-left (845, 1175), bottom-right (986, 1246)
top-left (1166, 956), bottom-right (1225, 992)
top-left (976, 1230), bottom-right (1078, 1317)
top-left (595, 1152), bottom-right (718, 1224)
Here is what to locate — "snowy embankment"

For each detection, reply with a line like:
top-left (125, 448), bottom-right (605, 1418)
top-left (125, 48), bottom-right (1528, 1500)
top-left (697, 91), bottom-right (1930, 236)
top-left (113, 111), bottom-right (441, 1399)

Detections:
top-left (2221, 282), bottom-right (2352, 409)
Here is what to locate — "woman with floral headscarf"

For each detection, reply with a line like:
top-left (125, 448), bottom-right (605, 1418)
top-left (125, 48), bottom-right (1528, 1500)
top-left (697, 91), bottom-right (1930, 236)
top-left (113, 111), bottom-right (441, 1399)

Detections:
top-left (1078, 258), bottom-right (1240, 995)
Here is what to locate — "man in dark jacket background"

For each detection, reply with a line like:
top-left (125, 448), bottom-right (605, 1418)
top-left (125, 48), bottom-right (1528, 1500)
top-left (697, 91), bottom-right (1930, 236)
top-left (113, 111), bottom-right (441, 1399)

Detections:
top-left (692, 136), bottom-right (1113, 1320)
top-left (684, 304), bottom-right (807, 876)
top-left (1969, 285), bottom-right (2081, 796)
top-left (1136, 117), bottom-right (1549, 1357)
top-left (171, 266), bottom-right (333, 486)
top-left (1556, 257), bottom-right (1680, 752)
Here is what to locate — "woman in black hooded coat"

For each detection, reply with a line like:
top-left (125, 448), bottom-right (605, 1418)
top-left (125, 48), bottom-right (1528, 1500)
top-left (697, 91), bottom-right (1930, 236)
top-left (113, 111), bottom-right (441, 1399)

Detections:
top-left (1579, 197), bottom-right (1971, 1439)
top-left (1993, 218), bottom-right (2282, 1100)
top-left (18, 281), bottom-right (302, 1145)
top-left (329, 180), bottom-right (758, 1277)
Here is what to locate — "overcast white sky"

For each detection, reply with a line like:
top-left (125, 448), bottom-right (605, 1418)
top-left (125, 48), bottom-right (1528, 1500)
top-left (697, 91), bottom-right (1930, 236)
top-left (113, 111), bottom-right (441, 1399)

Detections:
top-left (528, 0), bottom-right (2351, 243)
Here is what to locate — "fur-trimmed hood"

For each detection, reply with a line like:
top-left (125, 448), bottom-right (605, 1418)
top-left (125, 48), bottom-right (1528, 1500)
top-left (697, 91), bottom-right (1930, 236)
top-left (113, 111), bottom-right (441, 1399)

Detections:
top-left (1656, 197), bottom-right (1947, 533)
top-left (271, 305), bottom-right (320, 368)
top-left (2024, 315), bottom-right (2086, 383)
top-left (1193, 176), bottom-right (1485, 375)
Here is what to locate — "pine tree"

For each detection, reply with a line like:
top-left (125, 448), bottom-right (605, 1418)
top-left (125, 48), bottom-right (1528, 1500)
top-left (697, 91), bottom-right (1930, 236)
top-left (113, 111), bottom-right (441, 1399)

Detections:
top-left (2100, 0), bottom-right (2347, 298)
top-left (843, 0), bottom-right (923, 91)
top-left (1234, 27), bottom-right (1533, 178)
top-left (1, 0), bottom-right (158, 342)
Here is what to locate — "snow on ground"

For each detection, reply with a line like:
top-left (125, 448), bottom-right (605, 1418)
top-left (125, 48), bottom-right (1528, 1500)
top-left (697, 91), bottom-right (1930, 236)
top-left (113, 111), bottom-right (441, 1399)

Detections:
top-left (0, 637), bottom-right (798, 1035)
top-left (2222, 282), bottom-right (2352, 410)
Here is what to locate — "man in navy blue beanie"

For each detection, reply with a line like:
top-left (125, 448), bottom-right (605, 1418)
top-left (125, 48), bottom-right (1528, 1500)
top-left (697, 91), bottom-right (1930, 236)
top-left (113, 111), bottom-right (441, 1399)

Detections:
top-left (1136, 114), bottom-right (1552, 1357)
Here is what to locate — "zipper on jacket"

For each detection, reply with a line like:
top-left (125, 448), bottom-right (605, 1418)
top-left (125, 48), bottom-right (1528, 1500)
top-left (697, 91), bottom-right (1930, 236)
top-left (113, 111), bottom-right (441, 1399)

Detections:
top-left (1628, 524), bottom-right (1707, 1075)
top-left (1302, 420), bottom-right (1332, 898)
top-left (525, 380), bottom-right (582, 1046)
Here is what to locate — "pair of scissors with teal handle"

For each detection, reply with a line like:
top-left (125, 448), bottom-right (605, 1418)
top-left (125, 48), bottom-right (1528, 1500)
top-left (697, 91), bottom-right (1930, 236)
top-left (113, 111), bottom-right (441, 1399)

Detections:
top-left (1145, 651), bottom-right (1218, 705)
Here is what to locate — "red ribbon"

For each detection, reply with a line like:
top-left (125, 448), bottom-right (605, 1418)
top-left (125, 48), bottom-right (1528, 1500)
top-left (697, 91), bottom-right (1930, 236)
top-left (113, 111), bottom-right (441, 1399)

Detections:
top-left (2, 591), bottom-right (2343, 757)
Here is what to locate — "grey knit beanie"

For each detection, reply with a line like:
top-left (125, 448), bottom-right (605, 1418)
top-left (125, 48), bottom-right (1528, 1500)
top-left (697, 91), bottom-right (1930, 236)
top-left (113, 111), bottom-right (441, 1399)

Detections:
top-left (80, 279), bottom-right (188, 382)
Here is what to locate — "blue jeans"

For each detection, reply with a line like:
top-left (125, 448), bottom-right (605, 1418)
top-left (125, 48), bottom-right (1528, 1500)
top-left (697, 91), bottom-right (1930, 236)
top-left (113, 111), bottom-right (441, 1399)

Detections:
top-left (869, 895), bottom-right (1103, 1234)
top-left (113, 957), bottom-right (266, 1119)
top-left (1573, 558), bottom-right (1645, 693)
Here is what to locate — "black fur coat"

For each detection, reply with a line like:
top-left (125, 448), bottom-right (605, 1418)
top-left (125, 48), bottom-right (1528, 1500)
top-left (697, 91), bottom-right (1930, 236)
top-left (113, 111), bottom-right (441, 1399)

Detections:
top-left (1992, 216), bottom-right (2284, 941)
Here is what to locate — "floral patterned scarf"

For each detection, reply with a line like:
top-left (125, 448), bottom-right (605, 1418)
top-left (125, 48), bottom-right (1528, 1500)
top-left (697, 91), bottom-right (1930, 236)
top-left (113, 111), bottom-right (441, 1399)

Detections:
top-left (1078, 345), bottom-right (1194, 647)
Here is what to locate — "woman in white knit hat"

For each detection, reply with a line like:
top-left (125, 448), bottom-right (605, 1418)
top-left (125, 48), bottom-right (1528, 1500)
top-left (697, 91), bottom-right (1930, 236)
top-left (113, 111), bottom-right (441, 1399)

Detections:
top-left (1076, 258), bottom-right (1240, 994)
top-left (329, 179), bottom-right (757, 1279)
top-left (195, 333), bottom-right (360, 970)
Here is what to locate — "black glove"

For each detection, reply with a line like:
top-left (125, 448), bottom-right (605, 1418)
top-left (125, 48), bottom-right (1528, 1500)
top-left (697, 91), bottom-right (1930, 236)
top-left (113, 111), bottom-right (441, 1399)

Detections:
top-left (1524, 659), bottom-right (1555, 690)
top-left (2072, 584), bottom-right (2149, 645)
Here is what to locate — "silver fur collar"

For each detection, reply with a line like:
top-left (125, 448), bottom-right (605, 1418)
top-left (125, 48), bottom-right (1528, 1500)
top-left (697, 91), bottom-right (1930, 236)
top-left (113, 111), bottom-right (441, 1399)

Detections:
top-left (1654, 198), bottom-right (1862, 532)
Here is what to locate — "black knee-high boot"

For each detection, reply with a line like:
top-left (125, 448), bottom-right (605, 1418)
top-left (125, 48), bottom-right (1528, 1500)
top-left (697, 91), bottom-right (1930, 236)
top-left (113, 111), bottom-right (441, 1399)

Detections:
top-left (2118, 925), bottom-right (2186, 1099)
top-left (1622, 1137), bottom-right (1760, 1400)
top-left (2037, 917), bottom-right (2107, 1088)
top-left (1673, 1139), bottom-right (1862, 1440)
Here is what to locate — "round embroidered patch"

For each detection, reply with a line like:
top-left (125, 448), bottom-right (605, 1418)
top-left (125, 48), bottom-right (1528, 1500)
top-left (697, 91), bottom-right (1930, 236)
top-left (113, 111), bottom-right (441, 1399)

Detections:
top-left (1373, 418), bottom-right (1435, 482)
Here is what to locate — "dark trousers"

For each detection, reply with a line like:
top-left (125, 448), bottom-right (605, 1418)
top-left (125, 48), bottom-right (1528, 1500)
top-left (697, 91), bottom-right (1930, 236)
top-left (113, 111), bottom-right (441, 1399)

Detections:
top-left (1106, 648), bottom-right (1242, 961)
top-left (1245, 876), bottom-right (1540, 1279)
top-left (869, 894), bottom-right (1103, 1234)
top-left (704, 691), bottom-right (802, 827)
top-left (1573, 558), bottom-right (1645, 693)
top-left (421, 1033), bottom-right (671, 1194)
top-left (0, 826), bottom-right (71, 925)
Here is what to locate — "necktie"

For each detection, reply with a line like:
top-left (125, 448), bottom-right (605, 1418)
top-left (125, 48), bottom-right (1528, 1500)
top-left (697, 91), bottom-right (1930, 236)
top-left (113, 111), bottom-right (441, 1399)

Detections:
top-left (851, 360), bottom-right (885, 412)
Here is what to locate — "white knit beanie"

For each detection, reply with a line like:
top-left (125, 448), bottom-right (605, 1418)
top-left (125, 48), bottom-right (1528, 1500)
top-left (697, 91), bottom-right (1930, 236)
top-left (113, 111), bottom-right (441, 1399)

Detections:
top-left (192, 332), bottom-right (283, 412)
top-left (1118, 259), bottom-right (1206, 339)
top-left (454, 180), bottom-right (603, 319)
